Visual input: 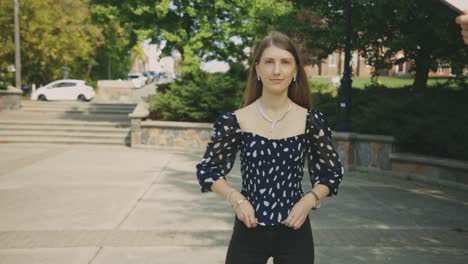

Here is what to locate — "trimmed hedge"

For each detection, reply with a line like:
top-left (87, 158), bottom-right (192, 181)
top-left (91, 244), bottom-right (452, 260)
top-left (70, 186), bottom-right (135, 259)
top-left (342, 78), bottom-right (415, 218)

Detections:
top-left (313, 85), bottom-right (468, 161)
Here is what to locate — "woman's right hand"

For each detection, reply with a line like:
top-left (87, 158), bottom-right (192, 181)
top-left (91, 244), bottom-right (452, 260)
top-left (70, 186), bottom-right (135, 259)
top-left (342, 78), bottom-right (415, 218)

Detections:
top-left (230, 192), bottom-right (257, 228)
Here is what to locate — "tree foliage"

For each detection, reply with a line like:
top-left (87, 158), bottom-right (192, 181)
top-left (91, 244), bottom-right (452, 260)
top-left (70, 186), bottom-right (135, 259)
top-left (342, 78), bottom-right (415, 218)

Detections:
top-left (90, 0), bottom-right (294, 74)
top-left (89, 3), bottom-right (135, 80)
top-left (0, 0), bottom-right (102, 85)
top-left (308, 0), bottom-right (468, 90)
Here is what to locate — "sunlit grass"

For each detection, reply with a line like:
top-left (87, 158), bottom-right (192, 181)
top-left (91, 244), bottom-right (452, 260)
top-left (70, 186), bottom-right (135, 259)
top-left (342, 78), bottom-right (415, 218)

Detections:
top-left (309, 76), bottom-right (457, 92)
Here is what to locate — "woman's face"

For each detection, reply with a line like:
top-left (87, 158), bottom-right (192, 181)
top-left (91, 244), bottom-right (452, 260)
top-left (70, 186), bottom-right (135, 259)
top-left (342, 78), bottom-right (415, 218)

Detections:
top-left (255, 45), bottom-right (297, 95)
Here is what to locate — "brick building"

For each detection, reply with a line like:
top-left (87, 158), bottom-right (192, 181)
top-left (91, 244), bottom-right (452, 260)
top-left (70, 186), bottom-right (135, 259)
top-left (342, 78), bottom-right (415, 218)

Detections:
top-left (305, 50), bottom-right (452, 78)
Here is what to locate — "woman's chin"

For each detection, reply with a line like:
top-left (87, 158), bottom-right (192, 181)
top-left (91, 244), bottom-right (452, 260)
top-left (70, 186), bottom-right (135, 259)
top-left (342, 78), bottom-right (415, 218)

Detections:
top-left (263, 84), bottom-right (289, 95)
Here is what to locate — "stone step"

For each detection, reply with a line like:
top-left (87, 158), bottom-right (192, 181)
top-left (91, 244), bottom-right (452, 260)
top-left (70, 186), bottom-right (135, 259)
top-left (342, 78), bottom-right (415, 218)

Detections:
top-left (22, 101), bottom-right (136, 108)
top-left (21, 103), bottom-right (136, 110)
top-left (1, 102), bottom-right (134, 145)
top-left (0, 120), bottom-right (130, 128)
top-left (0, 125), bottom-right (129, 134)
top-left (0, 136), bottom-right (129, 145)
top-left (21, 108), bottom-right (133, 115)
top-left (0, 129), bottom-right (129, 137)
top-left (0, 112), bottom-right (132, 123)
top-left (20, 101), bottom-right (136, 114)
top-left (21, 106), bottom-right (135, 112)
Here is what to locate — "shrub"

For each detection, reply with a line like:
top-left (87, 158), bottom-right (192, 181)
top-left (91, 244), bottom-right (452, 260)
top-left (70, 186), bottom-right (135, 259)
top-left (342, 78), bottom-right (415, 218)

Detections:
top-left (313, 85), bottom-right (468, 161)
top-left (148, 69), bottom-right (245, 122)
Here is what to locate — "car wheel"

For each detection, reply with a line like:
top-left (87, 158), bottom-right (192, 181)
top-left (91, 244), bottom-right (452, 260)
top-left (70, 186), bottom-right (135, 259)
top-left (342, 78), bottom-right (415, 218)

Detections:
top-left (38, 95), bottom-right (47, 101)
top-left (77, 94), bottom-right (87, 102)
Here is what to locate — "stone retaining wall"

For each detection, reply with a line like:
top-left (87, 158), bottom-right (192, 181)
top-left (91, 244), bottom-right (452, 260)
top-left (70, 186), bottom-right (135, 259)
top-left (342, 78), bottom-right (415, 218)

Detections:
top-left (129, 109), bottom-right (468, 189)
top-left (131, 120), bottom-right (212, 150)
top-left (333, 132), bottom-right (394, 171)
top-left (130, 119), bottom-right (395, 172)
top-left (0, 87), bottom-right (23, 111)
top-left (389, 153), bottom-right (468, 187)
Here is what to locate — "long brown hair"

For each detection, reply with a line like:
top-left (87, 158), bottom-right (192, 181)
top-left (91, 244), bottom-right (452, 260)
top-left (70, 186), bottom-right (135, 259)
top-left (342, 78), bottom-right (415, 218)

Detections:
top-left (241, 31), bottom-right (311, 109)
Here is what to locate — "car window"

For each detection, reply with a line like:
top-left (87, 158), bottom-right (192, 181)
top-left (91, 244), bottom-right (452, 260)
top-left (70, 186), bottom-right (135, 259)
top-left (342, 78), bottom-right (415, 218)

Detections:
top-left (51, 82), bottom-right (77, 88)
top-left (63, 82), bottom-right (77, 87)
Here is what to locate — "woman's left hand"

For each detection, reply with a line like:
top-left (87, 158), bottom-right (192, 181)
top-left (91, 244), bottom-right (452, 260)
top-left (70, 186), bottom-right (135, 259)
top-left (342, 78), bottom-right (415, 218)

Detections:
top-left (281, 196), bottom-right (314, 230)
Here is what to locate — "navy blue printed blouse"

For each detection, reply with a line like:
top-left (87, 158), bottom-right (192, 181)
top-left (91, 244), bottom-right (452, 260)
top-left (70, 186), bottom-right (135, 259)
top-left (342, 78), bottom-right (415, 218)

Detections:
top-left (196, 109), bottom-right (344, 226)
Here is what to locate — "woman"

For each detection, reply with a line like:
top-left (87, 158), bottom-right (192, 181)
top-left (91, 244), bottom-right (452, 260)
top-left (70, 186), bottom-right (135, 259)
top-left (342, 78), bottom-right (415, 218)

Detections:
top-left (456, 10), bottom-right (468, 44)
top-left (196, 31), bottom-right (344, 264)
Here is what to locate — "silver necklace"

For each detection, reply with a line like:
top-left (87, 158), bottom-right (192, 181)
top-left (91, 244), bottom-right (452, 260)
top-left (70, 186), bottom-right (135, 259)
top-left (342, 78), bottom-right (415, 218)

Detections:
top-left (256, 99), bottom-right (292, 132)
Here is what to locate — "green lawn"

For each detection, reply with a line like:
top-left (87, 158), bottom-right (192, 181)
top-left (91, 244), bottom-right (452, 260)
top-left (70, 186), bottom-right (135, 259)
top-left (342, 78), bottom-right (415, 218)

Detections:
top-left (309, 76), bottom-right (456, 92)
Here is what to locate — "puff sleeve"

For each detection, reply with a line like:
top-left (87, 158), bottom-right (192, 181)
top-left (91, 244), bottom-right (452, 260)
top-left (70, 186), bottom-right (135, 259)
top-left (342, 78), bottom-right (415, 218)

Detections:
top-left (196, 112), bottom-right (241, 193)
top-left (306, 109), bottom-right (344, 197)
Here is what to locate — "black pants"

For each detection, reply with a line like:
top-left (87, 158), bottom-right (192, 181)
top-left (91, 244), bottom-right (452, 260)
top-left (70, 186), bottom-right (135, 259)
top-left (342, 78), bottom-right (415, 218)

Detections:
top-left (225, 216), bottom-right (315, 264)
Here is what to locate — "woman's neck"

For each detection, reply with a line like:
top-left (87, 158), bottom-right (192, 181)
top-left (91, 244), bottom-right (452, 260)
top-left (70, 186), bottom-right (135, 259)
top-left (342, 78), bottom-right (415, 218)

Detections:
top-left (258, 92), bottom-right (290, 113)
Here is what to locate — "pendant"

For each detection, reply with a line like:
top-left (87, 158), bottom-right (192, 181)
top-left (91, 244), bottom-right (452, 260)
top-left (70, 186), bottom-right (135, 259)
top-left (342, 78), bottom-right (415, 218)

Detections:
top-left (270, 122), bottom-right (276, 133)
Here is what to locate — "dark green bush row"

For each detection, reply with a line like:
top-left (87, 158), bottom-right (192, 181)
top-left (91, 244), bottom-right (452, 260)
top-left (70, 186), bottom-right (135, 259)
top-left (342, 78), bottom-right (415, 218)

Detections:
top-left (313, 85), bottom-right (468, 161)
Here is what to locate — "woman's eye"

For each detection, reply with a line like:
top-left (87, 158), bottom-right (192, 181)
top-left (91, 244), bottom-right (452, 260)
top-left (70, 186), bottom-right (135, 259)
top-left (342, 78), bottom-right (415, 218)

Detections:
top-left (282, 61), bottom-right (291, 64)
top-left (265, 60), bottom-right (273, 64)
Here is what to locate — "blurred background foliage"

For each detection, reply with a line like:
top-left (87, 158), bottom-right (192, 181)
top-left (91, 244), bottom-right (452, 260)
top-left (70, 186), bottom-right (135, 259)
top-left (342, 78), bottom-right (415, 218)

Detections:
top-left (0, 0), bottom-right (103, 85)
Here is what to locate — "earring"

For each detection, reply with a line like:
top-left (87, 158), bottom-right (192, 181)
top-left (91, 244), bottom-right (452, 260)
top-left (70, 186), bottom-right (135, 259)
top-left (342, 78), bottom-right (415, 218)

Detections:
top-left (293, 75), bottom-right (297, 82)
top-left (257, 74), bottom-right (261, 81)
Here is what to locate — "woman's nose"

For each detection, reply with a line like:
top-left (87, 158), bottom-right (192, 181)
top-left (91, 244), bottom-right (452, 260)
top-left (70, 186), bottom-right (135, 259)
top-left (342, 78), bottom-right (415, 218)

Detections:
top-left (273, 63), bottom-right (281, 74)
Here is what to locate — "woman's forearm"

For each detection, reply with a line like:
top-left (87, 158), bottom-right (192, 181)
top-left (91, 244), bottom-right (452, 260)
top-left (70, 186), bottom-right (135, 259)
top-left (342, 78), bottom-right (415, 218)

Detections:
top-left (301, 184), bottom-right (330, 209)
top-left (211, 178), bottom-right (244, 207)
top-left (312, 184), bottom-right (330, 200)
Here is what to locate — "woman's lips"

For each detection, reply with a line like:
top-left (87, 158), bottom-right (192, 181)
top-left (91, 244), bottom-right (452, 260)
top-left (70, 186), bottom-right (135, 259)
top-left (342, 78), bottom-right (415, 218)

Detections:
top-left (270, 79), bottom-right (284, 84)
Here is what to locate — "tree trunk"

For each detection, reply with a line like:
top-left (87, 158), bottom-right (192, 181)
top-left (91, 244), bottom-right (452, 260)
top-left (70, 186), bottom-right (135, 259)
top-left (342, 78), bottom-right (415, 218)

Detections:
top-left (356, 50), bottom-right (360, 77)
top-left (413, 62), bottom-right (429, 91)
top-left (108, 54), bottom-right (111, 80)
top-left (337, 50), bottom-right (342, 76)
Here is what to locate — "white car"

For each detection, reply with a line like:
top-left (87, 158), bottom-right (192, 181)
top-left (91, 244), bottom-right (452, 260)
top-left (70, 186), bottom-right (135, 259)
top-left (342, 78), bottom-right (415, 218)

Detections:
top-left (126, 73), bottom-right (147, 88)
top-left (31, 79), bottom-right (95, 101)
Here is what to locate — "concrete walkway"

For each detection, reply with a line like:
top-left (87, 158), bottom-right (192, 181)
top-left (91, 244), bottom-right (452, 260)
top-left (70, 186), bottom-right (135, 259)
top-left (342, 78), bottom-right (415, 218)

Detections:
top-left (0, 143), bottom-right (467, 264)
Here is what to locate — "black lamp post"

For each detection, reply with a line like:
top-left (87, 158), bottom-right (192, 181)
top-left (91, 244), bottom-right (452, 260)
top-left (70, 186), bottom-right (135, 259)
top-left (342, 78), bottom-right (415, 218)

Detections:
top-left (337, 0), bottom-right (353, 132)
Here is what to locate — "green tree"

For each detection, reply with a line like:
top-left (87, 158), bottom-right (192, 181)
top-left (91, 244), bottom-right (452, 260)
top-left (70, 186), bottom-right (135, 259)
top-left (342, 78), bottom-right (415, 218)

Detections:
top-left (271, 0), bottom-right (336, 68)
top-left (0, 0), bottom-right (102, 85)
top-left (0, 1), bottom-right (16, 73)
top-left (89, 4), bottom-right (135, 80)
top-left (90, 0), bottom-right (294, 74)
top-left (309, 0), bottom-right (468, 90)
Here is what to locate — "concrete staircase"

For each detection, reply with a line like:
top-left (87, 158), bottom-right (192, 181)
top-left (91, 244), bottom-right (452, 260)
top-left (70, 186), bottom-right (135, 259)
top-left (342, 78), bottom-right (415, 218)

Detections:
top-left (0, 101), bottom-right (135, 145)
top-left (19, 101), bottom-right (136, 121)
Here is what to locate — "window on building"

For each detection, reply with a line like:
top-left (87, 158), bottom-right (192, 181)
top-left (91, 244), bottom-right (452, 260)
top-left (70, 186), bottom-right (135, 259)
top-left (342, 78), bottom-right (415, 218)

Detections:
top-left (437, 66), bottom-right (444, 74)
top-left (396, 62), bottom-right (406, 73)
top-left (329, 52), bottom-right (337, 67)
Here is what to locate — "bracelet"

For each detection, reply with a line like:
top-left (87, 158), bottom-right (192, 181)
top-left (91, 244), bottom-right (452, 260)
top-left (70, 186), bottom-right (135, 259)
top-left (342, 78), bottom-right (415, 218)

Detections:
top-left (308, 190), bottom-right (320, 202)
top-left (233, 199), bottom-right (245, 209)
top-left (226, 189), bottom-right (237, 206)
top-left (306, 190), bottom-right (321, 209)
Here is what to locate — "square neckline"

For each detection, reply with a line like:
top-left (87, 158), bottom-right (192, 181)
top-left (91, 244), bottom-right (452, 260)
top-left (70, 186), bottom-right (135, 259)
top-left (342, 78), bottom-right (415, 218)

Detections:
top-left (231, 110), bottom-right (311, 141)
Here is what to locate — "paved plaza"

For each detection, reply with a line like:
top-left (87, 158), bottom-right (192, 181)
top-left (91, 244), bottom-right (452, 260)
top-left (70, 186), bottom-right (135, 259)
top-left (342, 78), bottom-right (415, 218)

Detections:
top-left (0, 143), bottom-right (467, 264)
